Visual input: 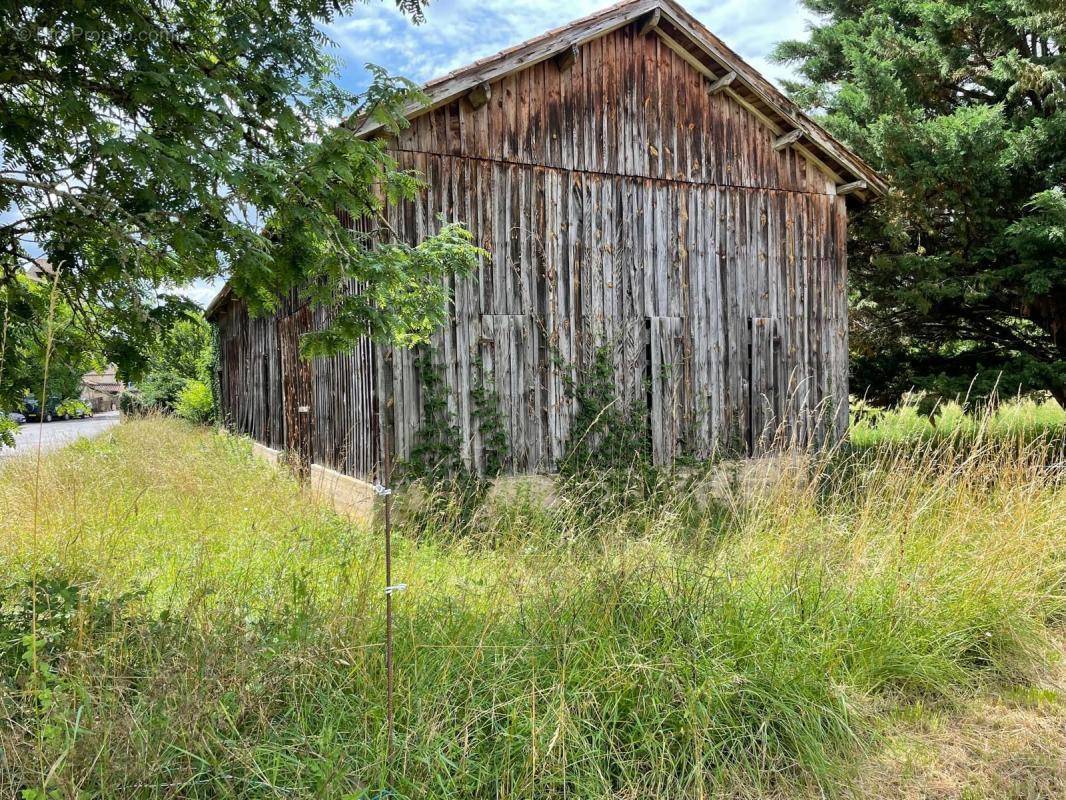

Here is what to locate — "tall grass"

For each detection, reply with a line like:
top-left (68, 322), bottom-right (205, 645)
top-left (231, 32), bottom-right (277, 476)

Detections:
top-left (0, 413), bottom-right (1063, 798)
top-left (848, 395), bottom-right (1065, 449)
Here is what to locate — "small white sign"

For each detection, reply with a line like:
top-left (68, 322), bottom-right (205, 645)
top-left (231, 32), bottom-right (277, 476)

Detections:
top-left (298, 405), bottom-right (310, 413)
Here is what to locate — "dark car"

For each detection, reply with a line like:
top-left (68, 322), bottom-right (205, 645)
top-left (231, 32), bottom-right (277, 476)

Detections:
top-left (22, 395), bottom-right (62, 422)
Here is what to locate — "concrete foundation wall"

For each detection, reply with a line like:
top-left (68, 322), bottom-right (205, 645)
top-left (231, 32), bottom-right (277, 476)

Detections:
top-left (247, 439), bottom-right (379, 526)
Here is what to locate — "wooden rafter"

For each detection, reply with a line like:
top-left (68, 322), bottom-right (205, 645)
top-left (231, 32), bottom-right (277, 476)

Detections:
top-left (773, 129), bottom-right (803, 151)
top-left (836, 180), bottom-right (868, 196)
top-left (554, 44), bottom-right (579, 71)
top-left (638, 8), bottom-right (661, 36)
top-left (707, 71), bottom-right (736, 95)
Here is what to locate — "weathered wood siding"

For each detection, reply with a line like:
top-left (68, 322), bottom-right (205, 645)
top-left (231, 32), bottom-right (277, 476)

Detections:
top-left (393, 24), bottom-right (837, 194)
top-left (216, 299), bottom-right (285, 451)
top-left (214, 20), bottom-right (850, 479)
top-left (216, 291), bottom-right (380, 478)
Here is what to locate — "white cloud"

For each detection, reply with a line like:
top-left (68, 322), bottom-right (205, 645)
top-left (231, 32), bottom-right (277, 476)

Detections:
top-left (175, 278), bottom-right (224, 309)
top-left (325, 0), bottom-right (814, 92)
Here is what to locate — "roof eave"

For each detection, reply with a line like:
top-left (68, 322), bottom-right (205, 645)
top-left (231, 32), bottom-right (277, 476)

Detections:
top-left (203, 283), bottom-right (232, 320)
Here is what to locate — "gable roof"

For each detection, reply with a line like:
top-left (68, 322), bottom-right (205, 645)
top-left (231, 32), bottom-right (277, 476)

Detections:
top-left (208, 0), bottom-right (884, 320)
top-left (353, 0), bottom-right (887, 199)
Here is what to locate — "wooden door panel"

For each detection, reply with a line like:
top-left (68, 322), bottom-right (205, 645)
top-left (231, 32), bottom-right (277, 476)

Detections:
top-left (278, 307), bottom-right (315, 478)
top-left (649, 316), bottom-right (685, 466)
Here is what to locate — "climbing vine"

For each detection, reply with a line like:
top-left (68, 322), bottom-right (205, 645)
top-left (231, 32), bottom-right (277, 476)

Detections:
top-left (558, 344), bottom-right (649, 476)
top-left (404, 346), bottom-right (465, 482)
top-left (403, 346), bottom-right (510, 483)
top-left (399, 345), bottom-right (512, 534)
top-left (554, 342), bottom-right (704, 518)
top-left (470, 353), bottom-right (508, 478)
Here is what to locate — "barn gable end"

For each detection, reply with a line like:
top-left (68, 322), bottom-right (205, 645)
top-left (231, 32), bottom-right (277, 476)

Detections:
top-left (391, 25), bottom-right (839, 195)
top-left (210, 0), bottom-right (882, 481)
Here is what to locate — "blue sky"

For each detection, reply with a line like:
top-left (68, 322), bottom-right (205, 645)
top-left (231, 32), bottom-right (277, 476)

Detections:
top-left (194, 0), bottom-right (817, 306)
top-left (325, 0), bottom-right (813, 93)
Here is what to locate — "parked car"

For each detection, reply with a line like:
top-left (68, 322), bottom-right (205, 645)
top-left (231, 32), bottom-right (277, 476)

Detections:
top-left (22, 395), bottom-right (62, 422)
top-left (6, 411), bottom-right (25, 425)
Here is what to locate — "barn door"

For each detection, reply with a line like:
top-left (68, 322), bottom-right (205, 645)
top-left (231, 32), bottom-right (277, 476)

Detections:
top-left (278, 307), bottom-right (315, 480)
top-left (748, 316), bottom-right (778, 453)
top-left (649, 316), bottom-right (685, 466)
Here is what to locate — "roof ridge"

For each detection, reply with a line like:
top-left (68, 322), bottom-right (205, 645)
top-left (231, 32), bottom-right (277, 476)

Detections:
top-left (418, 0), bottom-right (650, 92)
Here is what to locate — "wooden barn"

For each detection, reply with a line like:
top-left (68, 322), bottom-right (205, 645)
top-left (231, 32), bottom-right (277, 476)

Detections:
top-left (206, 0), bottom-right (886, 482)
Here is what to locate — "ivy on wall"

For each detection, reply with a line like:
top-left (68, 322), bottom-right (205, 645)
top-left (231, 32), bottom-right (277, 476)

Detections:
top-left (559, 344), bottom-right (649, 476)
top-left (404, 347), bottom-right (465, 482)
top-left (470, 353), bottom-right (507, 478)
top-left (403, 345), bottom-right (509, 483)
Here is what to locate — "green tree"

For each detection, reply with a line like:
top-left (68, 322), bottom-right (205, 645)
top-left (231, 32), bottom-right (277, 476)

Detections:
top-left (1, 1), bottom-right (479, 375)
top-left (0, 275), bottom-right (102, 411)
top-left (137, 312), bottom-right (214, 409)
top-left (149, 314), bottom-right (213, 386)
top-left (775, 0), bottom-right (1066, 405)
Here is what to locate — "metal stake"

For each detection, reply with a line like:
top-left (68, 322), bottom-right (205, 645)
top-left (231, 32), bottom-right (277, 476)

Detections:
top-left (380, 444), bottom-right (396, 762)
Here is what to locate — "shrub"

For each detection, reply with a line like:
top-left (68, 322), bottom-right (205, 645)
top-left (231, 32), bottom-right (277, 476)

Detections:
top-left (0, 415), bottom-right (15, 449)
top-left (175, 379), bottom-right (215, 424)
top-left (56, 398), bottom-right (91, 418)
top-left (138, 369), bottom-right (187, 410)
top-left (119, 388), bottom-right (147, 416)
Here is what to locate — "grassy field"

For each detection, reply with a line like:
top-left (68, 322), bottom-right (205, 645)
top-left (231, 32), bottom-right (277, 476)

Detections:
top-left (1, 411), bottom-right (1064, 799)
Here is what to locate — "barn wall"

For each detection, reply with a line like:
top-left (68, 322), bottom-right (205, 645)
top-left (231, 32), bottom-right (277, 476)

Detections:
top-left (377, 155), bottom-right (848, 474)
top-left (213, 21), bottom-right (850, 480)
top-left (377, 23), bottom-right (849, 474)
top-left (215, 293), bottom-right (379, 478)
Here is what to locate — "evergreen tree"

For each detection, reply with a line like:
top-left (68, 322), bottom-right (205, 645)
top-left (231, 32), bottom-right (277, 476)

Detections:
top-left (775, 0), bottom-right (1066, 405)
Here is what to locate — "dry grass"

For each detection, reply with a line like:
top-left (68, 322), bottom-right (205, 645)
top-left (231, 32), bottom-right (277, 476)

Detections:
top-left (0, 413), bottom-right (1063, 799)
top-left (851, 637), bottom-right (1065, 800)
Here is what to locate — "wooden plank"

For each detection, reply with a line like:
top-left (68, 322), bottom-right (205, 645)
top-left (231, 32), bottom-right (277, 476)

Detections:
top-left (277, 306), bottom-right (315, 479)
top-left (773, 129), bottom-right (803, 151)
top-left (749, 315), bottom-right (777, 453)
top-left (649, 315), bottom-right (684, 465)
top-left (707, 71), bottom-right (736, 95)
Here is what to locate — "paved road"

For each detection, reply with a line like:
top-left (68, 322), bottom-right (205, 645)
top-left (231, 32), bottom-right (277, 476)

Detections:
top-left (1, 411), bottom-right (121, 459)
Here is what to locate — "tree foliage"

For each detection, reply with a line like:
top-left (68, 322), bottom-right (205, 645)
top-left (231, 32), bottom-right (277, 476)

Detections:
top-left (1, 0), bottom-right (479, 373)
top-left (136, 312), bottom-right (214, 410)
top-left (775, 0), bottom-right (1066, 404)
top-left (0, 275), bottom-right (102, 411)
top-left (175, 379), bottom-right (215, 424)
